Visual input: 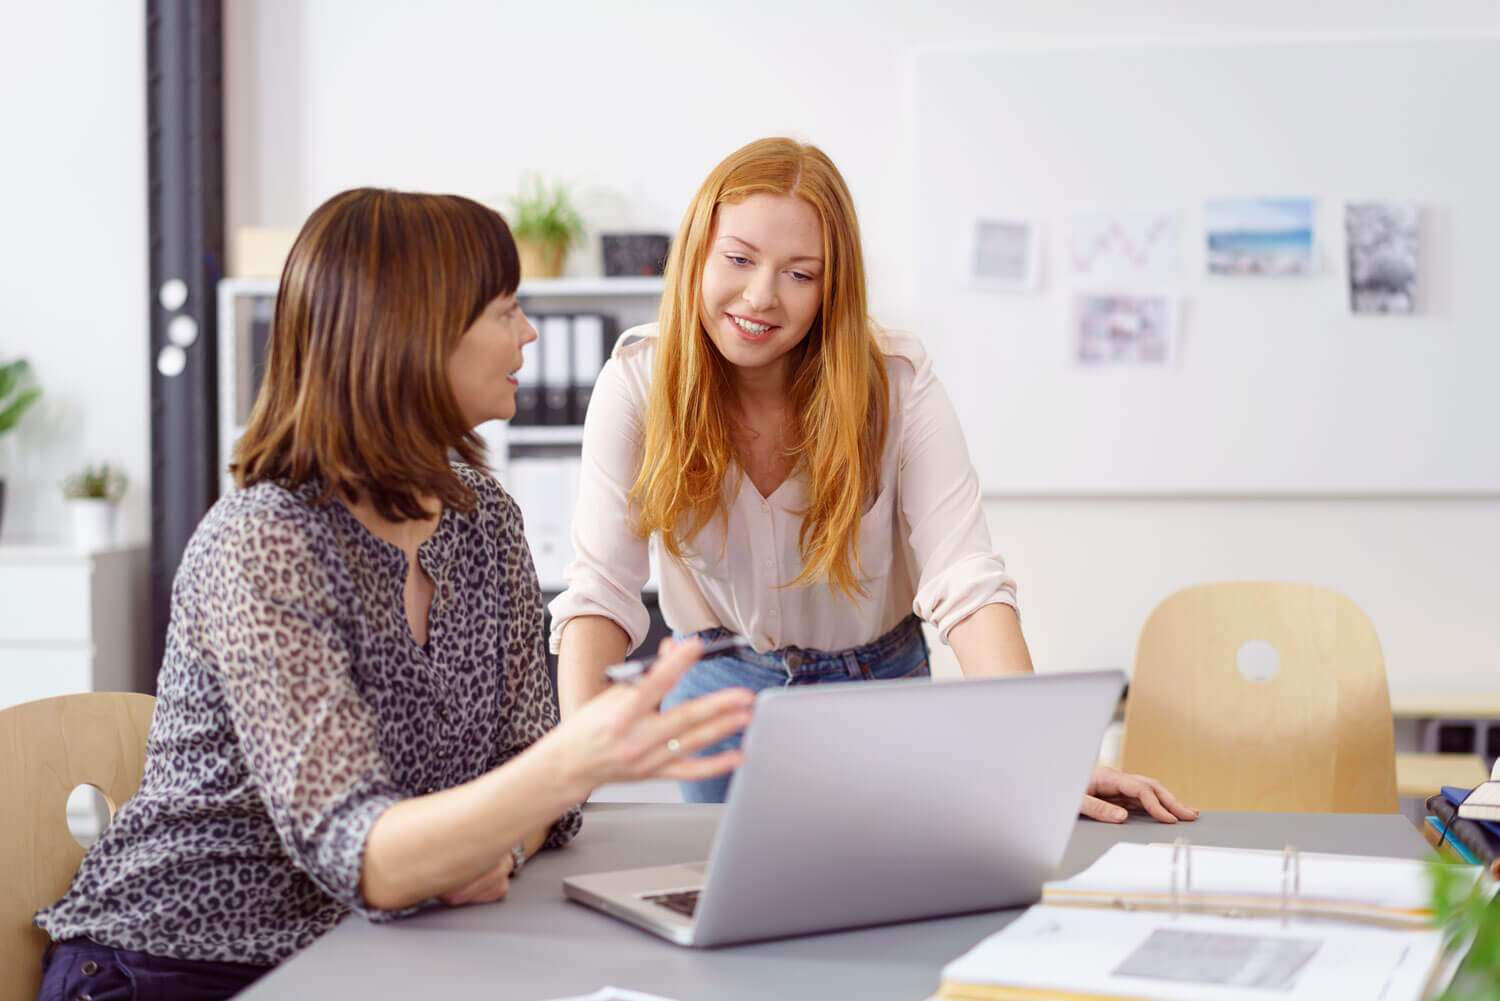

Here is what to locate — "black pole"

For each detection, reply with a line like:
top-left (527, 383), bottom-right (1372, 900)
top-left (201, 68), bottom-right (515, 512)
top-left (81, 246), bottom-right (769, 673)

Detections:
top-left (146, 0), bottom-right (224, 679)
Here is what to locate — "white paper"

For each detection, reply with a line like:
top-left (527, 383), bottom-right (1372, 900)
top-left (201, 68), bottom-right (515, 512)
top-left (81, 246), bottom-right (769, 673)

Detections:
top-left (942, 906), bottom-right (1448, 1001)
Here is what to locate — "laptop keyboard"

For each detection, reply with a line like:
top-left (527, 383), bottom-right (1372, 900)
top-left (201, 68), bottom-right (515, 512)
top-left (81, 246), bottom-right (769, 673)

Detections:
top-left (642, 889), bottom-right (701, 918)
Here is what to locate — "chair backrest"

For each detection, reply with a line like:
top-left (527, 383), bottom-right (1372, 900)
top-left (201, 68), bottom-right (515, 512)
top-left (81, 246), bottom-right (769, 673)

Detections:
top-left (0, 692), bottom-right (155, 1001)
top-left (1120, 582), bottom-right (1397, 814)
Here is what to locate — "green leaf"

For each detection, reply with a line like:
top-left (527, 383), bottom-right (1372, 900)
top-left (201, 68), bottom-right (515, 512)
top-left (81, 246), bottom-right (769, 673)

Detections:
top-left (0, 385), bottom-right (40, 433)
top-left (506, 173), bottom-right (585, 249)
top-left (0, 358), bottom-right (29, 400)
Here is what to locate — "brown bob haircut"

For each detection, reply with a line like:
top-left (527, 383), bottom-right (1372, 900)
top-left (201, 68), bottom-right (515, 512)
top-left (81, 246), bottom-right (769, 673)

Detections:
top-left (230, 187), bottom-right (519, 520)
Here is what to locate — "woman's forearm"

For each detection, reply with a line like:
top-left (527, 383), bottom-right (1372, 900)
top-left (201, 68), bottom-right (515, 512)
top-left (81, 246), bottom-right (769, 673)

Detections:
top-left (947, 602), bottom-right (1035, 677)
top-left (360, 739), bottom-right (579, 911)
top-left (556, 615), bottom-right (630, 717)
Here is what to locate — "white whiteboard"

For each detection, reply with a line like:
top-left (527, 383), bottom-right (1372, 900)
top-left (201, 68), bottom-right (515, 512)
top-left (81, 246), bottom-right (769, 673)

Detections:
top-left (913, 39), bottom-right (1500, 494)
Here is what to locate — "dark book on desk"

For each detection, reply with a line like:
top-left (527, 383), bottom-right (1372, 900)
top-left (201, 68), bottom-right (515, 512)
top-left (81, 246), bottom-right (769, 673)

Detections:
top-left (1427, 791), bottom-right (1500, 878)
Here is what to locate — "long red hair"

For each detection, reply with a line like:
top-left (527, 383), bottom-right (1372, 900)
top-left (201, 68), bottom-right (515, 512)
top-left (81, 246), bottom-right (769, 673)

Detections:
top-left (631, 138), bottom-right (888, 599)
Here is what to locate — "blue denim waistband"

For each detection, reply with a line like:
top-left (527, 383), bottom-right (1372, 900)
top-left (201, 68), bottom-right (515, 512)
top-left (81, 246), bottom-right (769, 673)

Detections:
top-left (688, 614), bottom-right (924, 681)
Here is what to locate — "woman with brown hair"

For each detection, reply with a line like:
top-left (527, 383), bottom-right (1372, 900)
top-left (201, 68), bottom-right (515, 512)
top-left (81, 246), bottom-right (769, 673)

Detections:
top-left (552, 138), bottom-right (1195, 818)
top-left (32, 188), bottom-right (752, 1001)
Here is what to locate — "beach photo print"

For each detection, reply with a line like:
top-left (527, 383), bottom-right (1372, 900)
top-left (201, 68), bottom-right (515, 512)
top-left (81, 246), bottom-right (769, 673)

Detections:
top-left (1204, 197), bottom-right (1317, 276)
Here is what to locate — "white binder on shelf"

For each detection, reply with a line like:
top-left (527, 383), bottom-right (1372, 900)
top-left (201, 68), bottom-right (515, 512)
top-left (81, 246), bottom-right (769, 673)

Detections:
top-left (514, 332), bottom-right (543, 425)
top-left (569, 313), bottom-right (607, 422)
top-left (539, 314), bottom-right (573, 425)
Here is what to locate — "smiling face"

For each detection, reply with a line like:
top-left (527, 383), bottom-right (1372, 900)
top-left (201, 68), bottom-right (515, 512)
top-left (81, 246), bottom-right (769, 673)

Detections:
top-left (697, 193), bottom-right (825, 386)
top-left (447, 292), bottom-right (537, 426)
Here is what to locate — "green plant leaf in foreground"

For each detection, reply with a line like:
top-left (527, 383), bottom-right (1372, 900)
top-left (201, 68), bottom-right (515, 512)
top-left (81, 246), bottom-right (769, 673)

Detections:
top-left (1426, 855), bottom-right (1500, 1000)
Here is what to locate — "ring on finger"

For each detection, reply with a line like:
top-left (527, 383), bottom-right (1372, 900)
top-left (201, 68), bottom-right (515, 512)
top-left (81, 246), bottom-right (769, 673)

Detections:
top-left (665, 737), bottom-right (683, 756)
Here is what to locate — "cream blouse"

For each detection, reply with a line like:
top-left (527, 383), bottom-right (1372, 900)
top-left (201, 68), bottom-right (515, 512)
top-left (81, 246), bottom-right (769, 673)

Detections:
top-left (548, 323), bottom-right (1017, 656)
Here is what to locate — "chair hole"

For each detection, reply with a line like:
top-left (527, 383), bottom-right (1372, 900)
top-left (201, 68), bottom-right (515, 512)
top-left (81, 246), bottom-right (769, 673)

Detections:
top-left (1236, 639), bottom-right (1280, 682)
top-left (66, 784), bottom-right (113, 849)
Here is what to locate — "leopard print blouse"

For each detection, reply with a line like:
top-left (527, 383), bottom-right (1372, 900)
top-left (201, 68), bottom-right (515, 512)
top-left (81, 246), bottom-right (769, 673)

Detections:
top-left (35, 464), bottom-right (581, 966)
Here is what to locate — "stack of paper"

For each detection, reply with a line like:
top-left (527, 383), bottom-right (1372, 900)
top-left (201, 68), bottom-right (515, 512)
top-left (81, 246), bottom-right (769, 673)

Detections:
top-left (939, 907), bottom-right (1450, 1001)
top-left (937, 843), bottom-right (1486, 1001)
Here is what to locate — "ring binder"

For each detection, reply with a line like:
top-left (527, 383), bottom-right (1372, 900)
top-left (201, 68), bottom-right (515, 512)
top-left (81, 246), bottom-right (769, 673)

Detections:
top-left (1169, 837), bottom-right (1191, 919)
top-left (946, 842), bottom-right (1484, 1001)
top-left (1280, 843), bottom-right (1300, 927)
top-left (1048, 841), bottom-right (1441, 929)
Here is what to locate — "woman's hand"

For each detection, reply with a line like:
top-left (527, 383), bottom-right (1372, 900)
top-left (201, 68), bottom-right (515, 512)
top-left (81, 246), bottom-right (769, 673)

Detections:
top-left (439, 855), bottom-right (513, 907)
top-left (1081, 764), bottom-right (1198, 824)
top-left (544, 637), bottom-right (755, 802)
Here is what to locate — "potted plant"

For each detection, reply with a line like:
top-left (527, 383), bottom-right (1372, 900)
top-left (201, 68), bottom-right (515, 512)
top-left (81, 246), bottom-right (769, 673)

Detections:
top-left (507, 174), bottom-right (585, 280)
top-left (1427, 857), bottom-right (1499, 1000)
top-left (0, 358), bottom-right (43, 537)
top-left (61, 463), bottom-right (127, 551)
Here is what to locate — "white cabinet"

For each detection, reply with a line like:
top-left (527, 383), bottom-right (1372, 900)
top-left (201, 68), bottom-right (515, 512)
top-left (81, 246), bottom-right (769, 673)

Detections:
top-left (0, 544), bottom-right (152, 710)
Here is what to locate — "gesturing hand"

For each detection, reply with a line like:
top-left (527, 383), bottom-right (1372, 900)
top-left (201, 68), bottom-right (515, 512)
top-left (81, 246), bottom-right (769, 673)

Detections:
top-left (1081, 764), bottom-right (1198, 824)
top-left (546, 637), bottom-right (755, 801)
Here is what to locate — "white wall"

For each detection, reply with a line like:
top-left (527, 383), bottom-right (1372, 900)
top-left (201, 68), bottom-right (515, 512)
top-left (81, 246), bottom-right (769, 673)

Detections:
top-left (9, 2), bottom-right (1491, 692)
top-left (221, 0), bottom-right (1500, 692)
top-left (0, 3), bottom-right (148, 545)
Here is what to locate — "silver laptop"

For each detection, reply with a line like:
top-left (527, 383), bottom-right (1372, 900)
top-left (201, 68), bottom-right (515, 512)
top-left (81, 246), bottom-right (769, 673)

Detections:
top-left (563, 670), bottom-right (1124, 947)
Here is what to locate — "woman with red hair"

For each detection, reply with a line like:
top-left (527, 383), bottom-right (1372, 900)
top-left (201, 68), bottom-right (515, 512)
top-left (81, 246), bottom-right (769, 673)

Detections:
top-left (552, 138), bottom-right (1194, 820)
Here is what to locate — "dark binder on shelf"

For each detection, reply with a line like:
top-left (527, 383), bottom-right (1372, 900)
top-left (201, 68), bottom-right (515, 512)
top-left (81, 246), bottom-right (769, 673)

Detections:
top-left (539, 314), bottom-right (574, 425)
top-left (568, 313), bottom-right (611, 422)
top-left (513, 324), bottom-right (543, 425)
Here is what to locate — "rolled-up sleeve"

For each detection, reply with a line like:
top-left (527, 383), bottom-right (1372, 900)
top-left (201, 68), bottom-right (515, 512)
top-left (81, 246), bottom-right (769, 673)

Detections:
top-left (897, 348), bottom-right (1018, 642)
top-left (206, 513), bottom-right (414, 921)
top-left (549, 353), bottom-right (654, 653)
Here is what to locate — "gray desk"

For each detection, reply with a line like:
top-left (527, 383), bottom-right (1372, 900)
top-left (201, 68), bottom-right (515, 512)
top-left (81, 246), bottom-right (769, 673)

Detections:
top-left (241, 805), bottom-right (1429, 1001)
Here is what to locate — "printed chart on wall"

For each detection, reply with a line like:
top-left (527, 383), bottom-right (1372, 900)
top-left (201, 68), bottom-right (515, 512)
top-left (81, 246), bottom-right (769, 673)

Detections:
top-left (913, 39), bottom-right (1500, 494)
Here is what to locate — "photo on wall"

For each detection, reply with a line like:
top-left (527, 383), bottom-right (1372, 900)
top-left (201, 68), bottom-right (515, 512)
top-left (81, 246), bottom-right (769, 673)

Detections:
top-left (971, 218), bottom-right (1041, 289)
top-left (1204, 198), bottom-right (1317, 276)
top-left (1073, 291), bottom-right (1178, 366)
top-left (1345, 201), bottom-right (1418, 314)
top-left (1066, 205), bottom-right (1179, 280)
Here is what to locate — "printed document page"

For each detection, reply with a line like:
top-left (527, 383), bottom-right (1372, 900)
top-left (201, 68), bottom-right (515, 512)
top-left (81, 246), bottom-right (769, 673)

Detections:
top-left (943, 906), bottom-right (1447, 1001)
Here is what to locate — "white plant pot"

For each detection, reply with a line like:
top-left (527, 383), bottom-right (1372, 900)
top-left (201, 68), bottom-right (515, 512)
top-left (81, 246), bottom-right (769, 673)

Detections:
top-left (68, 498), bottom-right (118, 551)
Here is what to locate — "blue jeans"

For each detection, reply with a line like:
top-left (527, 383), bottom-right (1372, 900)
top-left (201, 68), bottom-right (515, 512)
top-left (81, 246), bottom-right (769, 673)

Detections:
top-left (660, 614), bottom-right (931, 803)
top-left (38, 939), bottom-right (268, 1001)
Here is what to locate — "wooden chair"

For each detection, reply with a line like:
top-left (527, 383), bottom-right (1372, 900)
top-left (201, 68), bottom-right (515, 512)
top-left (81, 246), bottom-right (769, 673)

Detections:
top-left (0, 692), bottom-right (155, 1001)
top-left (1120, 582), bottom-right (1398, 814)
